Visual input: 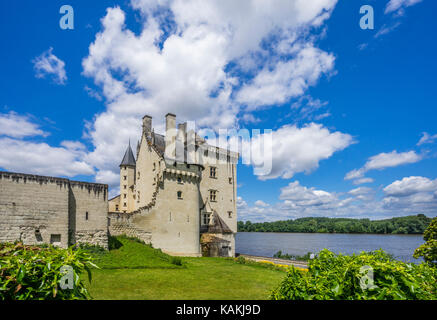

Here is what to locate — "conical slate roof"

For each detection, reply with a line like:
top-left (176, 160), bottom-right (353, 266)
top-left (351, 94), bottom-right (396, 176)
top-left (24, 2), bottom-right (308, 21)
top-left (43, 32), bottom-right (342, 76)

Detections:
top-left (120, 143), bottom-right (136, 167)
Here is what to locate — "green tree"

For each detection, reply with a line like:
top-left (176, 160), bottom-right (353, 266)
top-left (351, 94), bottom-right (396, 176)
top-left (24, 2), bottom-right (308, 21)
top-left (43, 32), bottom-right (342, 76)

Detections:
top-left (414, 217), bottom-right (437, 267)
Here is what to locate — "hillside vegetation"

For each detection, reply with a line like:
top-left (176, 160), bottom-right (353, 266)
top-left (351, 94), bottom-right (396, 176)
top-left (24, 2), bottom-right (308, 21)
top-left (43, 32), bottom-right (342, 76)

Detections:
top-left (238, 214), bottom-right (432, 234)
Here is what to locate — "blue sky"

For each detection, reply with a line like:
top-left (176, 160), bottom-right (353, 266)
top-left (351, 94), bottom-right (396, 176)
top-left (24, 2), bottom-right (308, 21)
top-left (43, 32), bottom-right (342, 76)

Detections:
top-left (1, 0), bottom-right (436, 221)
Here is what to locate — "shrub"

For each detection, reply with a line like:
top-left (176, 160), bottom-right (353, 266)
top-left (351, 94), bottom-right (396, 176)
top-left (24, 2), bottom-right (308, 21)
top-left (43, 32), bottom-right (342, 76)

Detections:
top-left (0, 242), bottom-right (96, 300)
top-left (271, 249), bottom-right (437, 300)
top-left (414, 217), bottom-right (437, 267)
top-left (170, 256), bottom-right (183, 266)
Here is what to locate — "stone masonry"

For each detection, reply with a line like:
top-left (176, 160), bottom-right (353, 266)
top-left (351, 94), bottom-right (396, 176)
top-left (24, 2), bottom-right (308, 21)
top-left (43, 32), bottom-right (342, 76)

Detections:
top-left (0, 171), bottom-right (109, 249)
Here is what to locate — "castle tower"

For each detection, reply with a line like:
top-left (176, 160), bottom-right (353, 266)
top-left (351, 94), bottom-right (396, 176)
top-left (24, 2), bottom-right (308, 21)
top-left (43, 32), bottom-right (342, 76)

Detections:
top-left (119, 142), bottom-right (136, 213)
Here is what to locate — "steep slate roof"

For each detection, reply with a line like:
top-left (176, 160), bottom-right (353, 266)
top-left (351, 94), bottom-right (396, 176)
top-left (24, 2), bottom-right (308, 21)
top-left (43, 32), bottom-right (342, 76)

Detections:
top-left (206, 211), bottom-right (233, 234)
top-left (120, 143), bottom-right (136, 167)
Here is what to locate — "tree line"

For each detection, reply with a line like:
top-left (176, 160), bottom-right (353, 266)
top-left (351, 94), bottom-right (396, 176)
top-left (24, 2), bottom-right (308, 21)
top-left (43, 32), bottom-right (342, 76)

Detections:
top-left (237, 214), bottom-right (433, 234)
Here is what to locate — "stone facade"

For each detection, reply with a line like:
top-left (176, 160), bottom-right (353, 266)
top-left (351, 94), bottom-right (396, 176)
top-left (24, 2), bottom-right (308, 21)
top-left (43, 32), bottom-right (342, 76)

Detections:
top-left (109, 114), bottom-right (238, 257)
top-left (0, 171), bottom-right (108, 249)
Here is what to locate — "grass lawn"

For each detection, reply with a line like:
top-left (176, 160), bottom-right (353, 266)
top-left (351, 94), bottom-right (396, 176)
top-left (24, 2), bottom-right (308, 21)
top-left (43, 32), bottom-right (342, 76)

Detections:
top-left (83, 236), bottom-right (286, 300)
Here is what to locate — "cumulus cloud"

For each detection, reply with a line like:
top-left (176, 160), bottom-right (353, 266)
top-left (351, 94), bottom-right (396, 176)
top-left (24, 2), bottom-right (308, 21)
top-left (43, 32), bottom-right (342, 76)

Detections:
top-left (238, 177), bottom-right (436, 222)
top-left (251, 123), bottom-right (354, 180)
top-left (0, 138), bottom-right (94, 177)
top-left (0, 111), bottom-right (48, 138)
top-left (383, 176), bottom-right (437, 197)
top-left (254, 200), bottom-right (269, 207)
top-left (81, 0), bottom-right (340, 186)
top-left (0, 111), bottom-right (94, 178)
top-left (345, 150), bottom-right (422, 181)
top-left (32, 47), bottom-right (67, 85)
top-left (280, 180), bottom-right (337, 207)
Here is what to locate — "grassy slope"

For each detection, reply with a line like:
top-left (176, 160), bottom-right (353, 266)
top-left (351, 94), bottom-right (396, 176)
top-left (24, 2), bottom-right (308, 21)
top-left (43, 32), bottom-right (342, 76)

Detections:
top-left (83, 237), bottom-right (285, 300)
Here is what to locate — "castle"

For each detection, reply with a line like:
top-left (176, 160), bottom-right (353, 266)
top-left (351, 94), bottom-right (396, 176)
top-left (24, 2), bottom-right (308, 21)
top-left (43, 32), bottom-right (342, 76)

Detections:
top-left (108, 113), bottom-right (239, 257)
top-left (0, 113), bottom-right (238, 257)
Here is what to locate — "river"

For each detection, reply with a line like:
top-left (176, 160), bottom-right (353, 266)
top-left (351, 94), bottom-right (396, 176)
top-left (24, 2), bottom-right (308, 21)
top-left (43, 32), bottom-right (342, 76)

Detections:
top-left (236, 232), bottom-right (425, 263)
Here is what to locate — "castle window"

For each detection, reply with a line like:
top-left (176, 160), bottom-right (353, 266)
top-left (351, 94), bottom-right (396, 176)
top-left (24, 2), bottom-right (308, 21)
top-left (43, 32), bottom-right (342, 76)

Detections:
top-left (50, 234), bottom-right (61, 245)
top-left (153, 162), bottom-right (156, 171)
top-left (138, 172), bottom-right (140, 180)
top-left (124, 185), bottom-right (127, 189)
top-left (177, 176), bottom-right (183, 184)
top-left (202, 213), bottom-right (211, 225)
top-left (123, 202), bottom-right (127, 207)
top-left (177, 191), bottom-right (183, 199)
top-left (115, 205), bottom-right (119, 211)
top-left (229, 177), bottom-right (232, 184)
top-left (210, 190), bottom-right (217, 202)
top-left (123, 175), bottom-right (127, 180)
top-left (228, 211), bottom-right (233, 218)
top-left (85, 212), bottom-right (89, 220)
top-left (210, 166), bottom-right (217, 178)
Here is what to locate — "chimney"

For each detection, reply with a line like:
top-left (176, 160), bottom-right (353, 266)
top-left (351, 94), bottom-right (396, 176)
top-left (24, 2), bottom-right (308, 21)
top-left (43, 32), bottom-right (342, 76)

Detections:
top-left (142, 115), bottom-right (152, 136)
top-left (165, 113), bottom-right (176, 161)
top-left (177, 122), bottom-right (187, 144)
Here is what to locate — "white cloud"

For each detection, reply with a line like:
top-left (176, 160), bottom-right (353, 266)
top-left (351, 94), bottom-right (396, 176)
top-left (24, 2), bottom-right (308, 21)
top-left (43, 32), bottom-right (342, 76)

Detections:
top-left (383, 176), bottom-right (437, 197)
top-left (385, 0), bottom-right (422, 15)
top-left (417, 132), bottom-right (437, 146)
top-left (0, 111), bottom-right (94, 178)
top-left (0, 137), bottom-right (94, 177)
top-left (236, 46), bottom-right (335, 109)
top-left (0, 111), bottom-right (47, 138)
top-left (353, 177), bottom-right (374, 185)
top-left (32, 47), bottom-right (67, 85)
top-left (251, 123), bottom-right (354, 180)
top-left (345, 150), bottom-right (422, 181)
top-left (81, 1), bottom-right (340, 186)
top-left (236, 196), bottom-right (248, 209)
top-left (238, 177), bottom-right (437, 222)
top-left (254, 200), bottom-right (269, 207)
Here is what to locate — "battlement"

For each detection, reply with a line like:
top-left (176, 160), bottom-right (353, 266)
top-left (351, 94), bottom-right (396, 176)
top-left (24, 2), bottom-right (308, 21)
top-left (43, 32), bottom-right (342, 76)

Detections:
top-left (0, 171), bottom-right (107, 190)
top-left (0, 171), bottom-right (70, 187)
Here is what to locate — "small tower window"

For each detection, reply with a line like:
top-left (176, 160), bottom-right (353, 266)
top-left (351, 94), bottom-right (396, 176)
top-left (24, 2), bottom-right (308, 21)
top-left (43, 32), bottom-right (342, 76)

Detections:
top-left (123, 175), bottom-right (127, 180)
top-left (228, 211), bottom-right (233, 218)
top-left (177, 191), bottom-right (183, 199)
top-left (115, 205), bottom-right (119, 211)
top-left (177, 176), bottom-right (182, 184)
top-left (85, 212), bottom-right (89, 220)
top-left (210, 167), bottom-right (217, 178)
top-left (210, 190), bottom-right (217, 202)
top-left (153, 162), bottom-right (156, 171)
top-left (229, 177), bottom-right (232, 184)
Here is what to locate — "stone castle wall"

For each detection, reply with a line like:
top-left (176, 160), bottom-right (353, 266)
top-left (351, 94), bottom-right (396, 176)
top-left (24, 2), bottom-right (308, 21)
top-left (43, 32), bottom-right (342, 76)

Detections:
top-left (0, 171), bottom-right (108, 249)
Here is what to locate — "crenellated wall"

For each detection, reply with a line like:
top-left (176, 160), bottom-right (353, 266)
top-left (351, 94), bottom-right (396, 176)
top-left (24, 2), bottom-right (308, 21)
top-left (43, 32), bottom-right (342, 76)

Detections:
top-left (0, 171), bottom-right (108, 249)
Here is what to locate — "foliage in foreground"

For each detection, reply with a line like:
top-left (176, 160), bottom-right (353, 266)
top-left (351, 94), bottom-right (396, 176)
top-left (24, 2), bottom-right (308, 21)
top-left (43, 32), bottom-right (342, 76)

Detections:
top-left (414, 217), bottom-right (437, 267)
top-left (271, 249), bottom-right (437, 300)
top-left (0, 243), bottom-right (95, 300)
